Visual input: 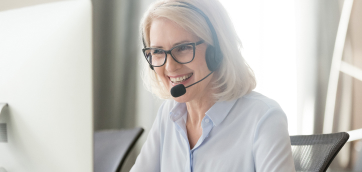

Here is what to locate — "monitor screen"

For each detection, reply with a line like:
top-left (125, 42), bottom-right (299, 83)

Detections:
top-left (0, 0), bottom-right (93, 171)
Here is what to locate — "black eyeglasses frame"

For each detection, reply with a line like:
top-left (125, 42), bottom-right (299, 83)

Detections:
top-left (142, 40), bottom-right (204, 68)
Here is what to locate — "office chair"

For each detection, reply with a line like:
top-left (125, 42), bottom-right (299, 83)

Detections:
top-left (354, 140), bottom-right (362, 171)
top-left (94, 127), bottom-right (144, 172)
top-left (290, 132), bottom-right (349, 172)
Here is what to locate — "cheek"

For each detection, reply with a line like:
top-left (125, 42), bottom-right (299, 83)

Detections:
top-left (153, 65), bottom-right (163, 75)
top-left (193, 54), bottom-right (208, 70)
top-left (193, 47), bottom-right (208, 67)
top-left (154, 67), bottom-right (169, 82)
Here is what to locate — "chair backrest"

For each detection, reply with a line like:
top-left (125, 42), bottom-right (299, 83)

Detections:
top-left (94, 128), bottom-right (144, 172)
top-left (290, 132), bottom-right (349, 172)
top-left (354, 140), bottom-right (362, 171)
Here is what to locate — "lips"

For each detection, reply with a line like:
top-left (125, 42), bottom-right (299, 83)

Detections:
top-left (169, 73), bottom-right (193, 84)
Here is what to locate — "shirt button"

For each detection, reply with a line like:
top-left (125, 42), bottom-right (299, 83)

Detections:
top-left (205, 119), bottom-right (210, 123)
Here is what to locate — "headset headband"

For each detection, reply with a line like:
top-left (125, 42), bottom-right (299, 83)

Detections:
top-left (174, 2), bottom-right (221, 50)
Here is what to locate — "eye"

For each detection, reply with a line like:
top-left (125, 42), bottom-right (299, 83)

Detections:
top-left (152, 49), bottom-right (164, 54)
top-left (176, 45), bottom-right (192, 52)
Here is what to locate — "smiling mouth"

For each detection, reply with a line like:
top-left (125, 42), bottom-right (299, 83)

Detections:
top-left (169, 73), bottom-right (193, 84)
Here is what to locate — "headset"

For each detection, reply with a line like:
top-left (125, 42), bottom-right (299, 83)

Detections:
top-left (142, 1), bottom-right (223, 72)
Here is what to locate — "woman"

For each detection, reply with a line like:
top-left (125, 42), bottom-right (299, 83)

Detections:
top-left (131, 0), bottom-right (295, 171)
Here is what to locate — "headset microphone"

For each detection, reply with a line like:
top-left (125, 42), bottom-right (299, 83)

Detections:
top-left (170, 71), bottom-right (213, 97)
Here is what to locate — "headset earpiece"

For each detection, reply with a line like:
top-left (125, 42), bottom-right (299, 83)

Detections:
top-left (205, 46), bottom-right (216, 71)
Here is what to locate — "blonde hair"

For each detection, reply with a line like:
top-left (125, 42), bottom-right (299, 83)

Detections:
top-left (140, 0), bottom-right (256, 101)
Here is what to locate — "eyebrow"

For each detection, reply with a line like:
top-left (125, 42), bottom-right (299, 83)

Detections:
top-left (150, 40), bottom-right (191, 49)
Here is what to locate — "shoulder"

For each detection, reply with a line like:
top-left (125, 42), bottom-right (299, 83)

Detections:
top-left (231, 91), bottom-right (285, 119)
top-left (218, 91), bottom-right (287, 131)
top-left (237, 92), bottom-right (289, 139)
top-left (239, 91), bottom-right (282, 110)
top-left (230, 91), bottom-right (288, 135)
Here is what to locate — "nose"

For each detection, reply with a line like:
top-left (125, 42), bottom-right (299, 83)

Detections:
top-left (165, 53), bottom-right (182, 72)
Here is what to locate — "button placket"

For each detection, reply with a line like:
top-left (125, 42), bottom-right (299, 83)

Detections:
top-left (190, 151), bottom-right (194, 172)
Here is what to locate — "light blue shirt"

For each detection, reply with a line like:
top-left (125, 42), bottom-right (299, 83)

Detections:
top-left (131, 91), bottom-right (295, 172)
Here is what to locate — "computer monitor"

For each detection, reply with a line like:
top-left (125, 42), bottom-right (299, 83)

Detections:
top-left (0, 0), bottom-right (93, 171)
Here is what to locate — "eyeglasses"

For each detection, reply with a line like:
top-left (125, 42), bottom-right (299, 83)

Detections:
top-left (142, 40), bottom-right (204, 67)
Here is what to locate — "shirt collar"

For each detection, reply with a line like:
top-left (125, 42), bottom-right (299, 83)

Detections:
top-left (169, 101), bottom-right (187, 122)
top-left (169, 99), bottom-right (239, 126)
top-left (206, 99), bottom-right (238, 126)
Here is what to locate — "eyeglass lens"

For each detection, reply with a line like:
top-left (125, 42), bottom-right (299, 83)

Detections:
top-left (144, 44), bottom-right (194, 66)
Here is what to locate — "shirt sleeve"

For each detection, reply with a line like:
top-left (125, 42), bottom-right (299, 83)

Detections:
top-left (130, 103), bottom-right (165, 172)
top-left (252, 107), bottom-right (296, 172)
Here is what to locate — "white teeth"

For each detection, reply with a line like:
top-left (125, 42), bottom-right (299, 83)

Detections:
top-left (170, 74), bottom-right (192, 83)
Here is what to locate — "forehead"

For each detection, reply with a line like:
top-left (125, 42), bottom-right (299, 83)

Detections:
top-left (149, 18), bottom-right (198, 48)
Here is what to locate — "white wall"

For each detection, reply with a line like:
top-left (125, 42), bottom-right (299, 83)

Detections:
top-left (220, 0), bottom-right (298, 135)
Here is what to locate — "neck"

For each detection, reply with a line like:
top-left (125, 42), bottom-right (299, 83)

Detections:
top-left (185, 85), bottom-right (217, 127)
